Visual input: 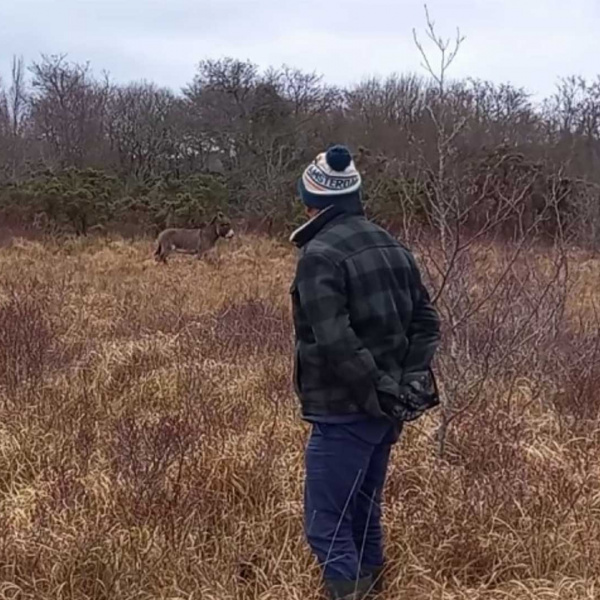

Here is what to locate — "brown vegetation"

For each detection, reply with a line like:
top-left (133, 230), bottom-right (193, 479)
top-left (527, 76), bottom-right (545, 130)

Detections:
top-left (1, 233), bottom-right (599, 599)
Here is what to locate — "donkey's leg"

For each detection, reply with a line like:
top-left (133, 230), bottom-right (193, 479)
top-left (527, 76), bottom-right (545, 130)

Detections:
top-left (154, 243), bottom-right (167, 263)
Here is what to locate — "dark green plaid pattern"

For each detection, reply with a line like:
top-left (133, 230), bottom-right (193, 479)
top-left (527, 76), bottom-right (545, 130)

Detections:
top-left (291, 211), bottom-right (440, 418)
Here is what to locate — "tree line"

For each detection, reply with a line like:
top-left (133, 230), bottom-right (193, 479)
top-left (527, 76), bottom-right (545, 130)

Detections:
top-left (0, 51), bottom-right (599, 244)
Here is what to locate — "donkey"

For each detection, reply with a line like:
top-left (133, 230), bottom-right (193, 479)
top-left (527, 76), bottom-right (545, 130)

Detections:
top-left (154, 211), bottom-right (234, 264)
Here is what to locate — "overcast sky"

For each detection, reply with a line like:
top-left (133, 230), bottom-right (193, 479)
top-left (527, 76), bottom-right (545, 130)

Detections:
top-left (1, 0), bottom-right (598, 100)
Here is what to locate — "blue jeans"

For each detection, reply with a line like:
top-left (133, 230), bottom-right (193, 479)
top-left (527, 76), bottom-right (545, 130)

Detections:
top-left (304, 418), bottom-right (401, 582)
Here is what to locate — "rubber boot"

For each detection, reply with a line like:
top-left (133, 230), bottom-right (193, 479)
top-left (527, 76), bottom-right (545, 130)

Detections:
top-left (364, 566), bottom-right (384, 597)
top-left (324, 576), bottom-right (373, 599)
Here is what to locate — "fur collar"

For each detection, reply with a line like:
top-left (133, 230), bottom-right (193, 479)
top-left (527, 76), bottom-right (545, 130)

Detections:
top-left (290, 206), bottom-right (340, 248)
top-left (290, 201), bottom-right (365, 248)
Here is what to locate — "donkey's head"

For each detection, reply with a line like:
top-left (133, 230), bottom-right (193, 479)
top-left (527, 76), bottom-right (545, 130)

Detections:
top-left (210, 211), bottom-right (235, 240)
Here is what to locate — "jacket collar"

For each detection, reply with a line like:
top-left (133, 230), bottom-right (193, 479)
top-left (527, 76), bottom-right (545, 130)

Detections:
top-left (290, 203), bottom-right (365, 249)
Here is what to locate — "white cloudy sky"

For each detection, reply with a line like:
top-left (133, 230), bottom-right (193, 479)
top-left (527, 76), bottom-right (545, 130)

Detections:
top-left (0, 0), bottom-right (598, 99)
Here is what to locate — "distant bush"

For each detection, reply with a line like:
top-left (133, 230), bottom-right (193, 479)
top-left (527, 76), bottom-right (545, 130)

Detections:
top-left (0, 169), bottom-right (229, 235)
top-left (0, 167), bottom-right (121, 235)
top-left (134, 173), bottom-right (229, 233)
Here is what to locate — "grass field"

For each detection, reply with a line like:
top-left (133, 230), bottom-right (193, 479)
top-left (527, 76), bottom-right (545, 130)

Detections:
top-left (1, 233), bottom-right (599, 599)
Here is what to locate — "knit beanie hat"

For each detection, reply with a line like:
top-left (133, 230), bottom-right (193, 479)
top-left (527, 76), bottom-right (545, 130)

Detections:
top-left (298, 145), bottom-right (362, 210)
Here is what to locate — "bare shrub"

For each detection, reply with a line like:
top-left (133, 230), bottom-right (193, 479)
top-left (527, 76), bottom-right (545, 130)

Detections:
top-left (0, 278), bottom-right (56, 395)
top-left (207, 298), bottom-right (292, 357)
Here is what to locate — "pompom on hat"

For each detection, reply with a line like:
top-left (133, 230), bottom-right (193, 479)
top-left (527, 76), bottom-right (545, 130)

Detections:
top-left (298, 145), bottom-right (362, 210)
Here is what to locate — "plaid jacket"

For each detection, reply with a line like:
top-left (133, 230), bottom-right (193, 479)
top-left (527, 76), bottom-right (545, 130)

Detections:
top-left (290, 206), bottom-right (441, 418)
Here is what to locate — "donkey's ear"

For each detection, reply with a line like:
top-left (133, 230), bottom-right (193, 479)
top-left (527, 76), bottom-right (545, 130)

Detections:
top-left (209, 214), bottom-right (218, 224)
top-left (217, 211), bottom-right (224, 220)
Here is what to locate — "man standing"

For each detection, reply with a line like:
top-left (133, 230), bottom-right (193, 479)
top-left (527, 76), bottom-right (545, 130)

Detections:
top-left (290, 145), bottom-right (441, 599)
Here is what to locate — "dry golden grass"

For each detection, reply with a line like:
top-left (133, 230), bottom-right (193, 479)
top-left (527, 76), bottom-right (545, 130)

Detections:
top-left (1, 233), bottom-right (600, 599)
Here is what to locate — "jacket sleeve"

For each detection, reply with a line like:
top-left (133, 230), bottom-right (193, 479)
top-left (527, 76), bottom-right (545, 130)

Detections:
top-left (403, 251), bottom-right (441, 377)
top-left (295, 251), bottom-right (400, 401)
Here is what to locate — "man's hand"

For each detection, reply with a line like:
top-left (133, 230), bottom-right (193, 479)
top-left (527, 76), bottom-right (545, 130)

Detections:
top-left (379, 372), bottom-right (439, 423)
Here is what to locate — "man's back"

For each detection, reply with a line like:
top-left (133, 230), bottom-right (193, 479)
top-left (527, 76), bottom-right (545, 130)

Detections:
top-left (291, 208), bottom-right (440, 419)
